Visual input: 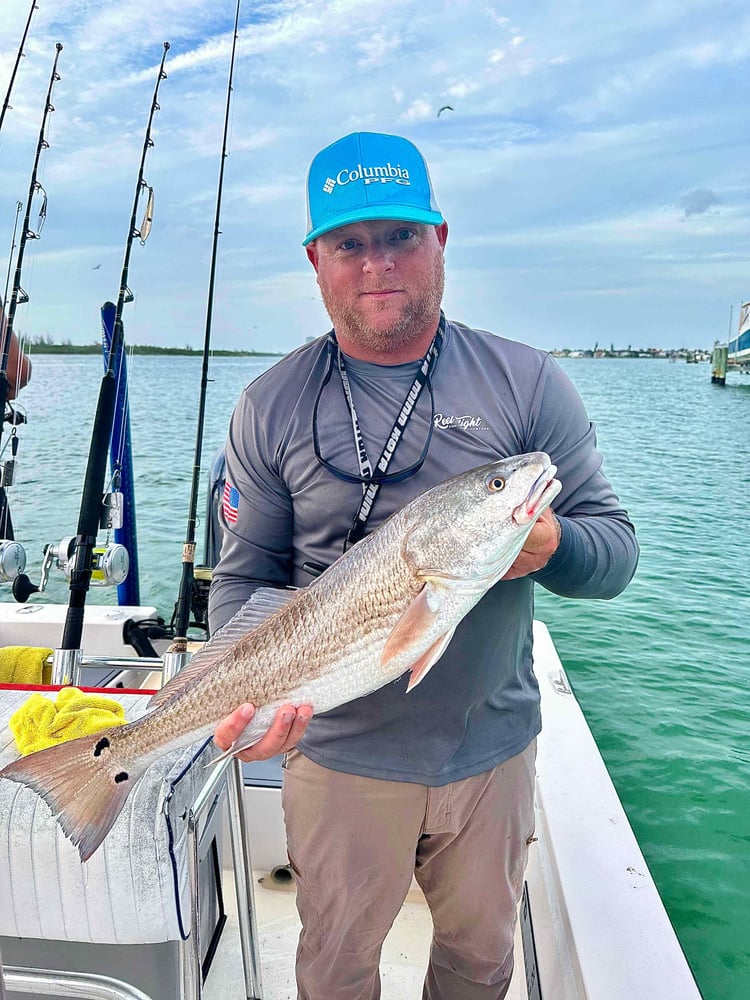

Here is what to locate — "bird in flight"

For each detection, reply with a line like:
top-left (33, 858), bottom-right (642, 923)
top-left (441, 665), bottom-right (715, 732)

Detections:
top-left (92, 264), bottom-right (101, 270)
top-left (437, 105), bottom-right (454, 117)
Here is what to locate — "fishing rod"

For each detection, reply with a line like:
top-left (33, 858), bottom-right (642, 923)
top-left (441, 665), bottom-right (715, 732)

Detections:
top-left (167, 2), bottom-right (242, 655)
top-left (2, 201), bottom-right (24, 312)
top-left (0, 42), bottom-right (60, 423)
top-left (0, 43), bottom-right (61, 561)
top-left (56, 42), bottom-right (170, 658)
top-left (0, 0), bottom-right (39, 141)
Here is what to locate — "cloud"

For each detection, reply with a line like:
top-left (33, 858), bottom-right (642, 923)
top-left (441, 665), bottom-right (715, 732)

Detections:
top-left (400, 99), bottom-right (433, 122)
top-left (356, 30), bottom-right (402, 68)
top-left (680, 188), bottom-right (720, 218)
top-left (448, 81), bottom-right (480, 99)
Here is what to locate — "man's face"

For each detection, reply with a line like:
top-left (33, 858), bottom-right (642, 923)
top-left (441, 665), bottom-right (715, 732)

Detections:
top-left (306, 218), bottom-right (448, 354)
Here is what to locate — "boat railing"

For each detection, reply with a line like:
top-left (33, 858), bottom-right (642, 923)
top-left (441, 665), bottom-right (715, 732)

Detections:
top-left (2, 965), bottom-right (156, 1000)
top-left (46, 648), bottom-right (194, 687)
top-left (185, 757), bottom-right (263, 999)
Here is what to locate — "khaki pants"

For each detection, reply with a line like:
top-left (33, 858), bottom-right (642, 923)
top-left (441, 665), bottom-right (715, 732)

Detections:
top-left (282, 740), bottom-right (536, 1000)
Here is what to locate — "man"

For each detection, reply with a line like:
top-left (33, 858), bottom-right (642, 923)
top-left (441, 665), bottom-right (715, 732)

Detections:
top-left (209, 131), bottom-right (638, 999)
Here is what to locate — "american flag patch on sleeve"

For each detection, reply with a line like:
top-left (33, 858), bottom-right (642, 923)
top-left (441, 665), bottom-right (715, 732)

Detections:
top-left (222, 481), bottom-right (240, 524)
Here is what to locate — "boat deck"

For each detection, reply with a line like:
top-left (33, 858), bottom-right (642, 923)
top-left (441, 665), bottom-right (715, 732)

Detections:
top-left (204, 869), bottom-right (528, 1000)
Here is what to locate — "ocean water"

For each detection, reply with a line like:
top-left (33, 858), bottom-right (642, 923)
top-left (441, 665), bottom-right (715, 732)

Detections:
top-left (4, 352), bottom-right (749, 998)
top-left (535, 358), bottom-right (750, 999)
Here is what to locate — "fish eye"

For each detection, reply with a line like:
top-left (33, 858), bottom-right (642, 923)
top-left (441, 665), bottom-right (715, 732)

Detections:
top-left (487, 476), bottom-right (505, 492)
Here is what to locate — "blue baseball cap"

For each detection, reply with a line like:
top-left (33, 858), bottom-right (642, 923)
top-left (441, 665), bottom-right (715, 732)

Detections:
top-left (303, 131), bottom-right (444, 246)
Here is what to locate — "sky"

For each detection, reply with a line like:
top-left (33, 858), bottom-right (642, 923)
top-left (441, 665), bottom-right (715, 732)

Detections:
top-left (0, 0), bottom-right (748, 354)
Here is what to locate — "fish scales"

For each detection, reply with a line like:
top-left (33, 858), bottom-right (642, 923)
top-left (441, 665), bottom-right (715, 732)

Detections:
top-left (99, 517), bottom-right (417, 767)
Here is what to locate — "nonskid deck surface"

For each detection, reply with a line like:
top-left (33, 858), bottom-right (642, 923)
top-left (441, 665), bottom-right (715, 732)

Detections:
top-left (204, 870), bottom-right (528, 1000)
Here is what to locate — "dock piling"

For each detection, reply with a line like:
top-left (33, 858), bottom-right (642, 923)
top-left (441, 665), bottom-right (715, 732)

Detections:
top-left (710, 344), bottom-right (727, 385)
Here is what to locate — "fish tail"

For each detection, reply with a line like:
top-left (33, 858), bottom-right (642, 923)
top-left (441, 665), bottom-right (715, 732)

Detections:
top-left (0, 727), bottom-right (144, 862)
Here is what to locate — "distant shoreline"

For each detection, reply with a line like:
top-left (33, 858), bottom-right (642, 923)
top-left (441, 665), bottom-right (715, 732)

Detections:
top-left (552, 352), bottom-right (710, 360)
top-left (26, 343), bottom-right (283, 358)
top-left (25, 342), bottom-right (710, 359)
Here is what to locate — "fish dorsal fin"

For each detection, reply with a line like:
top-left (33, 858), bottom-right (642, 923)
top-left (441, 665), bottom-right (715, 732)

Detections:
top-left (148, 587), bottom-right (298, 708)
top-left (381, 578), bottom-right (456, 678)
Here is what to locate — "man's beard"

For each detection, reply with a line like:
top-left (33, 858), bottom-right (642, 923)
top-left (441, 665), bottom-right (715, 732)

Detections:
top-left (318, 254), bottom-right (445, 354)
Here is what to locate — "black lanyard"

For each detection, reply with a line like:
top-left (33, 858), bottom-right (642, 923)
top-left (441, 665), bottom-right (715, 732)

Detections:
top-left (312, 315), bottom-right (444, 550)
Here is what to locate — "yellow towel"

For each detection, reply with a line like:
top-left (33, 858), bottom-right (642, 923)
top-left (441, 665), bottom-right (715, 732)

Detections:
top-left (0, 645), bottom-right (54, 685)
top-left (9, 686), bottom-right (126, 756)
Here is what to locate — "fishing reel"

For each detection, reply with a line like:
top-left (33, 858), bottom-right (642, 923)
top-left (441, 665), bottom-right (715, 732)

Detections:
top-left (0, 540), bottom-right (26, 582)
top-left (42, 490), bottom-right (129, 586)
top-left (12, 537), bottom-right (130, 603)
top-left (41, 536), bottom-right (130, 589)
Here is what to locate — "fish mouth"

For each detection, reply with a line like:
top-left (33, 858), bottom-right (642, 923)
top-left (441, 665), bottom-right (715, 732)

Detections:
top-left (513, 463), bottom-right (561, 525)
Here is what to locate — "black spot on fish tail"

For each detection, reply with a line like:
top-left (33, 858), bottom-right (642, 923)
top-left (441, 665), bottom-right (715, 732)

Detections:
top-left (0, 727), bottom-right (145, 862)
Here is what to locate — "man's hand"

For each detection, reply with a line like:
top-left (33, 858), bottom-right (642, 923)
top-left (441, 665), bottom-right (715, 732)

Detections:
top-left (503, 508), bottom-right (561, 581)
top-left (214, 703), bottom-right (313, 763)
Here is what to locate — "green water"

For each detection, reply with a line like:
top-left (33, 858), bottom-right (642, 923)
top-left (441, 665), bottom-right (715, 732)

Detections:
top-left (7, 354), bottom-right (750, 997)
top-left (536, 359), bottom-right (750, 998)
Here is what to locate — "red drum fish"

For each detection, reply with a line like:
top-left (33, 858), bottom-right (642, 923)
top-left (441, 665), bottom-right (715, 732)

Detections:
top-left (0, 453), bottom-right (560, 860)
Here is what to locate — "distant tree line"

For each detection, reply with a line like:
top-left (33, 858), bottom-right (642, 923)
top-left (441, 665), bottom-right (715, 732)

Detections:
top-left (23, 335), bottom-right (281, 357)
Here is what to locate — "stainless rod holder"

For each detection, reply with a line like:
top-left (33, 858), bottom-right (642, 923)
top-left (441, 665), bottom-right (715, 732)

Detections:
top-left (50, 648), bottom-right (82, 686)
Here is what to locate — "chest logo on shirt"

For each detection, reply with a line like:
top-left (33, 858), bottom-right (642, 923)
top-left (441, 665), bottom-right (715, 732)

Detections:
top-left (434, 413), bottom-right (490, 432)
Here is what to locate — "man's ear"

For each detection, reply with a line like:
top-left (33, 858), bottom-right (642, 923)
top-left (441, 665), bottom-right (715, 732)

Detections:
top-left (435, 221), bottom-right (449, 250)
top-left (306, 242), bottom-right (319, 273)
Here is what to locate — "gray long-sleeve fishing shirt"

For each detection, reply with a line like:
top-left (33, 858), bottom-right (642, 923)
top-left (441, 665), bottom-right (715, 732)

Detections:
top-left (208, 320), bottom-right (639, 785)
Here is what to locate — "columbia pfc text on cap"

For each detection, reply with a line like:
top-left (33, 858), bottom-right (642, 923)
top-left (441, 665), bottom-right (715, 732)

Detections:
top-left (303, 132), bottom-right (444, 245)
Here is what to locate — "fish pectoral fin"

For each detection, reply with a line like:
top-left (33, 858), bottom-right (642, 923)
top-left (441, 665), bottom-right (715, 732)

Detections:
top-left (381, 581), bottom-right (447, 666)
top-left (406, 627), bottom-right (457, 692)
top-left (381, 579), bottom-right (457, 690)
